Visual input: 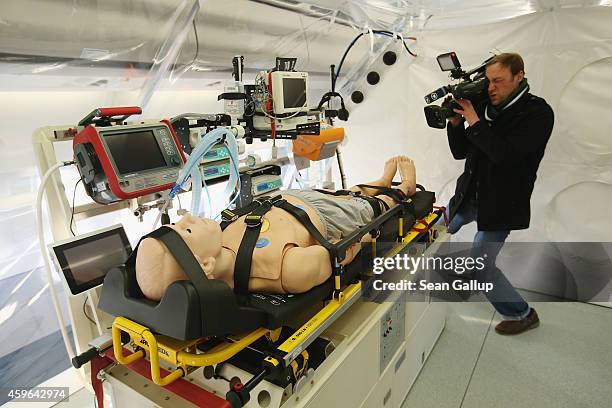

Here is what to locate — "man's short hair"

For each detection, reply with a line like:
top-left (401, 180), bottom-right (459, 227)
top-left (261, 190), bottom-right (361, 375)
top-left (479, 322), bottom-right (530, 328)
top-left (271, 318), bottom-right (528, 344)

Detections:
top-left (487, 53), bottom-right (525, 76)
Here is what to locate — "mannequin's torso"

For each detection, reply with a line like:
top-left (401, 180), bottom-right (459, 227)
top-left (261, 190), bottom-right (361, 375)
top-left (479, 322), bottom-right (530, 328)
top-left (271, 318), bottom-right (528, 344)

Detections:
top-left (213, 194), bottom-right (351, 293)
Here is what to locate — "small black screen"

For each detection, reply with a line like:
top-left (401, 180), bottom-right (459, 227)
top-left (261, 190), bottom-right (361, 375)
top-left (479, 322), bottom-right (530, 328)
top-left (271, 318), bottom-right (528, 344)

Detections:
top-left (53, 227), bottom-right (131, 295)
top-left (282, 78), bottom-right (307, 109)
top-left (105, 130), bottom-right (167, 174)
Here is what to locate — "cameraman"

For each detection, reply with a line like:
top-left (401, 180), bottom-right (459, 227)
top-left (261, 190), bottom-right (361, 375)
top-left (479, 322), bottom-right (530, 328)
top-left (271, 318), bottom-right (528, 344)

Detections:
top-left (445, 53), bottom-right (554, 335)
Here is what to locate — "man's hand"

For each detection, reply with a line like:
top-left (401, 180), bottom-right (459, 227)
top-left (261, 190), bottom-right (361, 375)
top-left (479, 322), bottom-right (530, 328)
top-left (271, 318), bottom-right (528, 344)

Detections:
top-left (448, 114), bottom-right (464, 128)
top-left (453, 99), bottom-right (480, 127)
top-left (442, 96), bottom-right (464, 127)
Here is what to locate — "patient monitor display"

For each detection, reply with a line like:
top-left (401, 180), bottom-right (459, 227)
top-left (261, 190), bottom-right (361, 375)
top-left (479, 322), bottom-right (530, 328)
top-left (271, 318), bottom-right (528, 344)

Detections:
top-left (271, 72), bottom-right (308, 114)
top-left (218, 57), bottom-right (319, 138)
top-left (105, 130), bottom-right (167, 174)
top-left (74, 121), bottom-right (185, 204)
top-left (50, 225), bottom-right (132, 295)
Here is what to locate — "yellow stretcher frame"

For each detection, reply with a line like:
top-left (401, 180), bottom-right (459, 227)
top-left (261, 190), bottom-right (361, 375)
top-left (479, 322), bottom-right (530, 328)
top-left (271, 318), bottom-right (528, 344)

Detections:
top-left (111, 209), bottom-right (442, 386)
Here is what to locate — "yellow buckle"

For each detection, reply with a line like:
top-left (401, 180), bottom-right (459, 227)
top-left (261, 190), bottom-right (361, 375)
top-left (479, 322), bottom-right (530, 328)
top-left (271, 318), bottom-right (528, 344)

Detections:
top-left (245, 214), bottom-right (263, 227)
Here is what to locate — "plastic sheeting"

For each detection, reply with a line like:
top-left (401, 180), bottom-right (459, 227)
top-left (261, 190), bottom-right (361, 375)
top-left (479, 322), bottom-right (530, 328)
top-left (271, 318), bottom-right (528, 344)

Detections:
top-left (0, 0), bottom-right (201, 106)
top-left (297, 0), bottom-right (611, 30)
top-left (0, 0), bottom-right (358, 93)
top-left (3, 1), bottom-right (608, 94)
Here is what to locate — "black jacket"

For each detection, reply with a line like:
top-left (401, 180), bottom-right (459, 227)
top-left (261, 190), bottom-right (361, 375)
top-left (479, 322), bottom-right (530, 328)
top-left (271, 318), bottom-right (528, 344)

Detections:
top-left (447, 92), bottom-right (554, 231)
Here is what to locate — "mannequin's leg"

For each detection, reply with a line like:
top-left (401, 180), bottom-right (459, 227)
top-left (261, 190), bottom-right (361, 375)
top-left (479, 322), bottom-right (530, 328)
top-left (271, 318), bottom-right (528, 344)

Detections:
top-left (348, 157), bottom-right (398, 196)
top-left (375, 156), bottom-right (416, 210)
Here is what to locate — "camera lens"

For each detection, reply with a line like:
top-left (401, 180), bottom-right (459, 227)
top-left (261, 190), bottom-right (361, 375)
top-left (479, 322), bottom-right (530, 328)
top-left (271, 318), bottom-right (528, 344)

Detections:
top-left (351, 91), bottom-right (364, 104)
top-left (383, 51), bottom-right (397, 66)
top-left (367, 71), bottom-right (380, 85)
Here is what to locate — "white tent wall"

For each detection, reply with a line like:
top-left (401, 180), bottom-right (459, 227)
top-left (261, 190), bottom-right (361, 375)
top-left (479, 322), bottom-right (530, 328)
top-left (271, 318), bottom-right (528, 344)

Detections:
top-left (338, 6), bottom-right (612, 243)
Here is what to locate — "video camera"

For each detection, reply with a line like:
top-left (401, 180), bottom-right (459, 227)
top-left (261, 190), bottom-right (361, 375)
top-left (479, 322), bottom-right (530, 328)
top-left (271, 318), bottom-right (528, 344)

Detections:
top-left (423, 52), bottom-right (494, 129)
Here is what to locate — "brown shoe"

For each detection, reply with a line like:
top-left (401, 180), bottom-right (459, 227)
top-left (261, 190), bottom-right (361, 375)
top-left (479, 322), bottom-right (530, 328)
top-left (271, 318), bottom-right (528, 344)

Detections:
top-left (495, 308), bottom-right (540, 335)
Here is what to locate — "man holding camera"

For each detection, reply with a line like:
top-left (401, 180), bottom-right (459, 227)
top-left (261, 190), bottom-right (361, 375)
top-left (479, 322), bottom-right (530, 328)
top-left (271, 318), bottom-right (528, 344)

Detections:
top-left (445, 53), bottom-right (554, 335)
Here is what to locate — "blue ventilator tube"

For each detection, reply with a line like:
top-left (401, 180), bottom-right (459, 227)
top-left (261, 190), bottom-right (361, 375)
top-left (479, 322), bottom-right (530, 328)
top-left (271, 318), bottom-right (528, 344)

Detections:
top-left (153, 127), bottom-right (241, 228)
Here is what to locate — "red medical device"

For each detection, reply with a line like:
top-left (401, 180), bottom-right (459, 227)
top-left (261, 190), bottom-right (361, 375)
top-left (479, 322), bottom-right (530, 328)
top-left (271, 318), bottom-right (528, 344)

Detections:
top-left (73, 107), bottom-right (186, 204)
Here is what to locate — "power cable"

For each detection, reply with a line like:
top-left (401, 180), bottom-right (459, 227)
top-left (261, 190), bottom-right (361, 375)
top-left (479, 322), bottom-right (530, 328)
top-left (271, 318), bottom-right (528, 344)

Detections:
top-left (332, 30), bottom-right (416, 92)
top-left (190, 17), bottom-right (200, 67)
top-left (83, 295), bottom-right (96, 325)
top-left (69, 178), bottom-right (82, 236)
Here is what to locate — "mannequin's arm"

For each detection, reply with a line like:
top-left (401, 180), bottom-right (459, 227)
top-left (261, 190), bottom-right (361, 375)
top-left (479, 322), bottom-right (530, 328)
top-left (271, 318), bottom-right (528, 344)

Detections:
top-left (339, 233), bottom-right (373, 266)
top-left (280, 245), bottom-right (332, 293)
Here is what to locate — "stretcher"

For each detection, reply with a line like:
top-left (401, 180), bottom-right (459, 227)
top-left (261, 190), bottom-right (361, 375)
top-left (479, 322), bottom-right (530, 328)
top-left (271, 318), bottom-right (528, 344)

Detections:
top-left (96, 188), bottom-right (442, 408)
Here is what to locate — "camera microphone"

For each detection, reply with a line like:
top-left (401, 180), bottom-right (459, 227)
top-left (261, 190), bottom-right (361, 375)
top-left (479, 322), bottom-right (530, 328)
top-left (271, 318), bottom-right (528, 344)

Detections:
top-left (424, 86), bottom-right (451, 104)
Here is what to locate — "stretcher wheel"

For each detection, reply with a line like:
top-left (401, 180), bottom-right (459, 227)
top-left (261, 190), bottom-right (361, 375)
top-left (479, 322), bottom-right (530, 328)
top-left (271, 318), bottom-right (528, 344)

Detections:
top-left (227, 381), bottom-right (250, 408)
top-left (230, 376), bottom-right (242, 389)
top-left (226, 391), bottom-right (243, 408)
top-left (203, 365), bottom-right (215, 379)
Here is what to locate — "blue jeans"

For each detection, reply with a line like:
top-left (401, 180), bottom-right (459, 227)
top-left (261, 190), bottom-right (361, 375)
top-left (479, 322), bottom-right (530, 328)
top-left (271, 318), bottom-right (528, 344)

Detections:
top-left (446, 199), bottom-right (530, 320)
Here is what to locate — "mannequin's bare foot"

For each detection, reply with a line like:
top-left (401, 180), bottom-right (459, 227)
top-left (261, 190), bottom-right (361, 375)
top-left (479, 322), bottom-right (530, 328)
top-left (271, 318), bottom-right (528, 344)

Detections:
top-left (396, 156), bottom-right (416, 196)
top-left (381, 157), bottom-right (397, 185)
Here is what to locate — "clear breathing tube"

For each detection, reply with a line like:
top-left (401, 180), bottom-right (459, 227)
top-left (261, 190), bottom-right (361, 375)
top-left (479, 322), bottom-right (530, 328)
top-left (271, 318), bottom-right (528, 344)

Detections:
top-left (213, 145), bottom-right (241, 220)
top-left (153, 127), bottom-right (240, 229)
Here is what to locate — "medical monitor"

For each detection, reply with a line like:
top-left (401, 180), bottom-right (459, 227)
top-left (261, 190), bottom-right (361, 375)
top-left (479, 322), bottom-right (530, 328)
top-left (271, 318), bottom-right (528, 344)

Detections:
top-left (271, 71), bottom-right (309, 115)
top-left (50, 225), bottom-right (132, 295)
top-left (98, 124), bottom-right (183, 176)
top-left (104, 129), bottom-right (167, 175)
top-left (74, 121), bottom-right (184, 204)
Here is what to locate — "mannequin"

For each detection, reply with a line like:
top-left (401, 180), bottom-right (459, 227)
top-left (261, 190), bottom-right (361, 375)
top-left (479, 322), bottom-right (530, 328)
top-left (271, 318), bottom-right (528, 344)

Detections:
top-left (136, 156), bottom-right (416, 300)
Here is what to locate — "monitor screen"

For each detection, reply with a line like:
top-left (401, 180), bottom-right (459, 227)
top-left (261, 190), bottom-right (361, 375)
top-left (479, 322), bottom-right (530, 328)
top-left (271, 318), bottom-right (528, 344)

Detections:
top-left (52, 226), bottom-right (132, 295)
top-left (204, 167), bottom-right (219, 176)
top-left (105, 130), bottom-right (167, 174)
top-left (282, 78), bottom-right (307, 109)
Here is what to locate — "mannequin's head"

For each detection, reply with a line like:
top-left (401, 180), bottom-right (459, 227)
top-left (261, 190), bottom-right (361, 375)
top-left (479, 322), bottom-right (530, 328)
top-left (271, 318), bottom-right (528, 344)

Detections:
top-left (136, 213), bottom-right (223, 301)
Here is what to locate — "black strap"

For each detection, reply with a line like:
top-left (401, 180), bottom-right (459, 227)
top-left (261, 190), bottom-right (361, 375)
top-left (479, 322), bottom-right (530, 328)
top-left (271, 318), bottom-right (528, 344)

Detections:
top-left (356, 184), bottom-right (407, 202)
top-left (128, 227), bottom-right (208, 281)
top-left (232, 195), bottom-right (337, 297)
top-left (313, 187), bottom-right (390, 222)
top-left (316, 185), bottom-right (407, 204)
top-left (274, 200), bottom-right (335, 252)
top-left (148, 227), bottom-right (209, 283)
top-left (220, 198), bottom-right (267, 231)
top-left (233, 197), bottom-right (278, 295)
top-left (130, 226), bottom-right (210, 322)
top-left (378, 197), bottom-right (391, 211)
top-left (360, 195), bottom-right (386, 217)
top-left (313, 188), bottom-right (354, 197)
